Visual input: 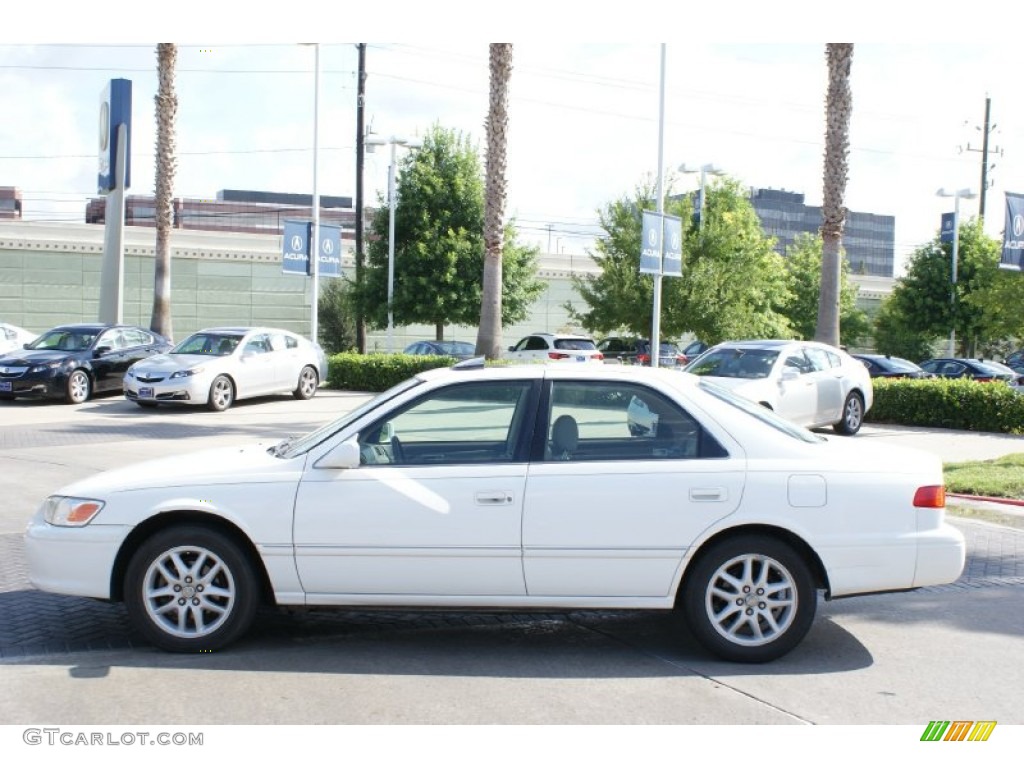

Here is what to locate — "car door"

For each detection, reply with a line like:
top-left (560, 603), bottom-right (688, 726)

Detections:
top-left (90, 328), bottom-right (127, 392)
top-left (803, 346), bottom-right (845, 424)
top-left (521, 379), bottom-right (745, 598)
top-left (237, 333), bottom-right (276, 396)
top-left (268, 332), bottom-right (303, 391)
top-left (774, 348), bottom-right (819, 425)
top-left (293, 379), bottom-right (538, 597)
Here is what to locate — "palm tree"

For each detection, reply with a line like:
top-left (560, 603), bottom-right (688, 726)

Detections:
top-left (476, 43), bottom-right (513, 359)
top-left (151, 43), bottom-right (178, 340)
top-left (816, 43), bottom-right (853, 347)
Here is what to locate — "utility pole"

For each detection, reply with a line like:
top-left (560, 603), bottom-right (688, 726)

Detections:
top-left (962, 95), bottom-right (1002, 221)
top-left (354, 43), bottom-right (367, 353)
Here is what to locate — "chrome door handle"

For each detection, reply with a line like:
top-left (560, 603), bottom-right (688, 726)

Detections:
top-left (475, 492), bottom-right (513, 505)
top-left (689, 488), bottom-right (725, 502)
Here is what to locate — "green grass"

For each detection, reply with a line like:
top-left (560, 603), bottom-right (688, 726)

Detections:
top-left (946, 504), bottom-right (1024, 530)
top-left (943, 453), bottom-right (1024, 499)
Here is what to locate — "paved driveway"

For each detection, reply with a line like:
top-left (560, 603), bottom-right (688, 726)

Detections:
top-left (0, 391), bottom-right (1022, 728)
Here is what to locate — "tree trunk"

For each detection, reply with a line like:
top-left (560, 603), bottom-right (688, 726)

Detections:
top-left (151, 43), bottom-right (177, 341)
top-left (816, 43), bottom-right (853, 347)
top-left (476, 44), bottom-right (513, 359)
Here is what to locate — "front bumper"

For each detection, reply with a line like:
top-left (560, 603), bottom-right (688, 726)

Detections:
top-left (0, 370), bottom-right (67, 399)
top-left (24, 515), bottom-right (131, 600)
top-left (124, 377), bottom-right (208, 405)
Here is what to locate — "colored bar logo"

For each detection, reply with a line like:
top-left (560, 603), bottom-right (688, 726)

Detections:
top-left (921, 720), bottom-right (997, 741)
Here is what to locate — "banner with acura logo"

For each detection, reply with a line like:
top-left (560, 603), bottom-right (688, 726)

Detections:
top-left (639, 211), bottom-right (683, 277)
top-left (282, 220), bottom-right (311, 275)
top-left (1000, 192), bottom-right (1024, 272)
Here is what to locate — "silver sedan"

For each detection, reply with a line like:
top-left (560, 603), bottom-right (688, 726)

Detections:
top-left (124, 326), bottom-right (327, 411)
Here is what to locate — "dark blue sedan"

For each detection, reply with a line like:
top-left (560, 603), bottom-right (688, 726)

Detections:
top-left (0, 323), bottom-right (171, 404)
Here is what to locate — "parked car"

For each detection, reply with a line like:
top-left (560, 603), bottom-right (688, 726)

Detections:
top-left (684, 339), bottom-right (873, 435)
top-left (0, 322), bottom-right (38, 355)
top-left (506, 332), bottom-right (604, 363)
top-left (123, 327), bottom-right (327, 412)
top-left (851, 353), bottom-right (935, 379)
top-left (1002, 350), bottom-right (1024, 373)
top-left (0, 323), bottom-right (171, 404)
top-left (403, 340), bottom-right (477, 360)
top-left (679, 339), bottom-right (709, 364)
top-left (25, 363), bottom-right (964, 662)
top-left (597, 337), bottom-right (685, 367)
top-left (919, 357), bottom-right (1023, 386)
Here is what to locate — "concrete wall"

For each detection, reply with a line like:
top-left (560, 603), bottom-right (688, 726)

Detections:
top-left (0, 220), bottom-right (892, 350)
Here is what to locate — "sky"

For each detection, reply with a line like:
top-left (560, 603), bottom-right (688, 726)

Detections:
top-left (1, 3), bottom-right (1020, 278)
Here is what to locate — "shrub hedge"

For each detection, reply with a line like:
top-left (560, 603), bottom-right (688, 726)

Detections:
top-left (867, 378), bottom-right (1024, 434)
top-left (325, 353), bottom-right (458, 392)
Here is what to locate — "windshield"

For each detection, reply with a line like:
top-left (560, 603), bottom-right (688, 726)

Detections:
top-left (686, 348), bottom-right (779, 379)
top-left (276, 377), bottom-right (424, 459)
top-left (437, 341), bottom-right (475, 355)
top-left (699, 380), bottom-right (825, 444)
top-left (26, 329), bottom-right (98, 352)
top-left (171, 333), bottom-right (243, 356)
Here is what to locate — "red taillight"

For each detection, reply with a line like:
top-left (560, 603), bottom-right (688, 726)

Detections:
top-left (637, 354), bottom-right (650, 365)
top-left (548, 352), bottom-right (570, 360)
top-left (913, 485), bottom-right (946, 508)
top-left (594, 352), bottom-right (604, 360)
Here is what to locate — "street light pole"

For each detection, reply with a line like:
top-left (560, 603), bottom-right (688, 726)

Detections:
top-left (679, 163), bottom-right (724, 231)
top-left (366, 134), bottom-right (421, 353)
top-left (310, 43), bottom-right (321, 345)
top-left (937, 187), bottom-right (978, 357)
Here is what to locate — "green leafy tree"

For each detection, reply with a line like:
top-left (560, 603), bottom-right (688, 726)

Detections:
top-left (872, 294), bottom-right (938, 362)
top-left (317, 278), bottom-right (358, 355)
top-left (568, 177), bottom-right (792, 343)
top-left (888, 218), bottom-right (1001, 356)
top-left (781, 233), bottom-right (869, 345)
top-left (359, 124), bottom-right (543, 341)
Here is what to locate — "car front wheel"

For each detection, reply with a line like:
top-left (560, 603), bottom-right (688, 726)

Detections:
top-left (124, 525), bottom-right (259, 653)
top-left (293, 365), bottom-right (318, 400)
top-left (207, 375), bottom-right (235, 412)
top-left (65, 369), bottom-right (91, 404)
top-left (682, 535), bottom-right (816, 663)
top-left (834, 391), bottom-right (864, 435)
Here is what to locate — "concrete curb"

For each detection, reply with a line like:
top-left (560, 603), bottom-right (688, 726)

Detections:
top-left (949, 492), bottom-right (1024, 508)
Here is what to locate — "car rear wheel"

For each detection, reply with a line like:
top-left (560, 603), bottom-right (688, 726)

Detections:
top-left (682, 534), bottom-right (816, 663)
top-left (65, 369), bottom-right (91, 404)
top-left (293, 365), bottom-right (318, 400)
top-left (207, 375), bottom-right (234, 412)
top-left (834, 391), bottom-right (864, 435)
top-left (124, 525), bottom-right (259, 653)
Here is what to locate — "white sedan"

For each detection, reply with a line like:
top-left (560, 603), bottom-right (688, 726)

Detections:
top-left (123, 326), bottom-right (327, 411)
top-left (0, 322), bottom-right (38, 355)
top-left (26, 363), bottom-right (963, 662)
top-left (684, 339), bottom-right (874, 435)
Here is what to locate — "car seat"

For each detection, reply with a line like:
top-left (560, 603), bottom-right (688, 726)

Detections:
top-left (550, 414), bottom-right (579, 461)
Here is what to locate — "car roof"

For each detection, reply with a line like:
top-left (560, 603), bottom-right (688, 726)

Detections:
top-left (415, 361), bottom-right (701, 387)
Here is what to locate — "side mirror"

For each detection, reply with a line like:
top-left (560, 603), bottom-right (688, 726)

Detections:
top-left (508, 346), bottom-right (515, 352)
top-left (315, 437), bottom-right (361, 470)
top-left (94, 346), bottom-right (112, 358)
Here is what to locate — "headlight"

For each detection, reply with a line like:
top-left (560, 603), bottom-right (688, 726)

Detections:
top-left (42, 496), bottom-right (105, 527)
top-left (29, 361), bottom-right (62, 373)
top-left (170, 367), bottom-right (204, 379)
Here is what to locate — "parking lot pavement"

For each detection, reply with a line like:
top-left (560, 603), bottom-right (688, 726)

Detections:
top-left (0, 390), bottom-right (1022, 726)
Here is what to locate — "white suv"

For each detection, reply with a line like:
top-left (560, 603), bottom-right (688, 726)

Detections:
top-left (506, 332), bottom-right (604, 363)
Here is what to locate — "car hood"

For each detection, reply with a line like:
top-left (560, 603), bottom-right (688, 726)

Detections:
top-left (698, 376), bottom-right (773, 399)
top-left (54, 442), bottom-right (301, 498)
top-left (130, 353), bottom-right (218, 371)
top-left (0, 349), bottom-right (77, 366)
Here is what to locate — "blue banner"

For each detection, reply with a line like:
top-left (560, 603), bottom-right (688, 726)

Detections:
top-left (97, 79), bottom-right (132, 194)
top-left (940, 212), bottom-right (955, 244)
top-left (317, 224), bottom-right (342, 278)
top-left (1000, 192), bottom-right (1024, 272)
top-left (640, 210), bottom-right (662, 274)
top-left (662, 214), bottom-right (683, 277)
top-left (282, 220), bottom-right (311, 275)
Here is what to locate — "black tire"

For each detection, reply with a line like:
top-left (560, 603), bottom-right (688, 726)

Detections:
top-left (833, 391), bottom-right (865, 435)
top-left (682, 534), bottom-right (817, 663)
top-left (292, 365), bottom-right (318, 400)
top-left (207, 375), bottom-right (234, 412)
top-left (123, 525), bottom-right (259, 653)
top-left (65, 369), bottom-right (91, 404)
